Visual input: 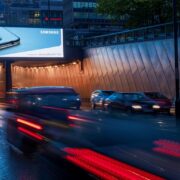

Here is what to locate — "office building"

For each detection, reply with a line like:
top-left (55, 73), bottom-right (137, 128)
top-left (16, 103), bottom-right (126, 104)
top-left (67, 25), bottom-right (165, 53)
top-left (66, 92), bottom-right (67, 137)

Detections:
top-left (0, 0), bottom-right (63, 27)
top-left (63, 0), bottom-right (122, 31)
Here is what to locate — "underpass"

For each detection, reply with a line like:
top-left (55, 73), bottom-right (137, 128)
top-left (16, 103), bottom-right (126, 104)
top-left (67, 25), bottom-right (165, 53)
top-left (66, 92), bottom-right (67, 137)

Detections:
top-left (0, 22), bottom-right (180, 100)
top-left (0, 21), bottom-right (180, 180)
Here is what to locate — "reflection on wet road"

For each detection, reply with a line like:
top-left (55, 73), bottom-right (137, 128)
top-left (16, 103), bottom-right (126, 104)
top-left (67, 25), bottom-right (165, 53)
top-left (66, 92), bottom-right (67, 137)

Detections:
top-left (0, 108), bottom-right (179, 180)
top-left (0, 110), bottom-right (89, 180)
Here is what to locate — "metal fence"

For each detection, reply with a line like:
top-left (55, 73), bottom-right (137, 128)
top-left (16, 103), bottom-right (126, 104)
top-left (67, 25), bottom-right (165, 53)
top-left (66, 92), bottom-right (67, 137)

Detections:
top-left (66, 21), bottom-right (180, 47)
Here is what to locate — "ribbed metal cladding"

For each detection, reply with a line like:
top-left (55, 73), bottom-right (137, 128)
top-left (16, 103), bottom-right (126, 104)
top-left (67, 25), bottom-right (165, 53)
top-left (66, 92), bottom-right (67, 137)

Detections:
top-left (12, 38), bottom-right (179, 99)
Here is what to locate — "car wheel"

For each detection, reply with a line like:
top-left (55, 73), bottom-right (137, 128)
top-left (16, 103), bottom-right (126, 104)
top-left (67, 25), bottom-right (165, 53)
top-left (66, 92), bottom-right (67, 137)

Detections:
top-left (167, 109), bottom-right (172, 115)
top-left (126, 107), bottom-right (133, 113)
top-left (102, 102), bottom-right (106, 111)
top-left (91, 103), bottom-right (96, 110)
top-left (107, 105), bottom-right (112, 111)
top-left (152, 110), bottom-right (158, 115)
top-left (21, 137), bottom-right (38, 156)
top-left (102, 105), bottom-right (106, 111)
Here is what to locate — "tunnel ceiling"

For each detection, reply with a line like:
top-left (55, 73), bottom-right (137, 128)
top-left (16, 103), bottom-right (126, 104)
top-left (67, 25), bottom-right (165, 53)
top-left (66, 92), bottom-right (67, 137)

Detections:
top-left (12, 60), bottom-right (74, 67)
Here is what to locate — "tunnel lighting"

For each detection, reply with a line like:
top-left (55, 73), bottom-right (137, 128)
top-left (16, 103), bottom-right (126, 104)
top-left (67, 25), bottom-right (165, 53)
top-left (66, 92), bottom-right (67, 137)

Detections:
top-left (72, 62), bottom-right (77, 65)
top-left (153, 105), bottom-right (160, 109)
top-left (18, 127), bottom-right (43, 141)
top-left (17, 118), bottom-right (43, 130)
top-left (64, 148), bottom-right (164, 180)
top-left (132, 105), bottom-right (142, 109)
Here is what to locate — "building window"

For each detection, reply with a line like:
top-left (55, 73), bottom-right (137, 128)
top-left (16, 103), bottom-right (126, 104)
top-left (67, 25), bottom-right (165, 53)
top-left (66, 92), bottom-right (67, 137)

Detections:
top-left (73, 2), bottom-right (97, 9)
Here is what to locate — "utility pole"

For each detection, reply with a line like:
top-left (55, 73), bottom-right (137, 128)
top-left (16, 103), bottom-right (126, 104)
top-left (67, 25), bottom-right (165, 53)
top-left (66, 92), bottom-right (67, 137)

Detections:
top-left (173, 0), bottom-right (180, 118)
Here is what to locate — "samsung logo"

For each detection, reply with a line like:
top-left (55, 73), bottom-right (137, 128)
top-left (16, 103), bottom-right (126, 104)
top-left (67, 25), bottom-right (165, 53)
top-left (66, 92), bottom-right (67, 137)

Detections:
top-left (40, 30), bottom-right (59, 35)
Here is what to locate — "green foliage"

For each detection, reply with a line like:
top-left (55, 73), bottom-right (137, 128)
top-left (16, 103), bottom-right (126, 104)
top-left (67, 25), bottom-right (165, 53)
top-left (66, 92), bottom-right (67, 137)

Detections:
top-left (97, 0), bottom-right (180, 28)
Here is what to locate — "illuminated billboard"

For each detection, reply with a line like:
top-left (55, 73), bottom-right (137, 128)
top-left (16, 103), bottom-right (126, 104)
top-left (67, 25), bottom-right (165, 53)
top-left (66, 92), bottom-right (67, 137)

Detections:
top-left (0, 27), bottom-right (63, 58)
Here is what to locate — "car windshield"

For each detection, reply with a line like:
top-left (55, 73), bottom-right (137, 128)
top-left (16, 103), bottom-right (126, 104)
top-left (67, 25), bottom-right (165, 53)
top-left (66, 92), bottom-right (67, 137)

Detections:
top-left (145, 92), bottom-right (167, 99)
top-left (102, 91), bottom-right (114, 95)
top-left (123, 93), bottom-right (147, 101)
top-left (18, 87), bottom-right (77, 94)
top-left (37, 93), bottom-right (77, 105)
top-left (11, 91), bottom-right (79, 110)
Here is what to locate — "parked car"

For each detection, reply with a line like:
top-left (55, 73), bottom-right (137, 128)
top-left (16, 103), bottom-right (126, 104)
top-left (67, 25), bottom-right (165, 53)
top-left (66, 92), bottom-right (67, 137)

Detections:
top-left (143, 92), bottom-right (172, 113)
top-left (6, 86), bottom-right (81, 110)
top-left (104, 92), bottom-right (161, 113)
top-left (90, 90), bottom-right (115, 109)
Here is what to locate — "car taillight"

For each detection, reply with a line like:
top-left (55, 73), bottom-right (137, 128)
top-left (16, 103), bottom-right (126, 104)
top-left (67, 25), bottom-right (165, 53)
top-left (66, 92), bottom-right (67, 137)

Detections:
top-left (7, 99), bottom-right (18, 104)
top-left (68, 115), bottom-right (90, 123)
top-left (18, 127), bottom-right (43, 141)
top-left (64, 148), bottom-right (165, 180)
top-left (153, 139), bottom-right (180, 158)
top-left (17, 118), bottom-right (43, 141)
top-left (17, 118), bottom-right (43, 130)
top-left (42, 106), bottom-right (69, 113)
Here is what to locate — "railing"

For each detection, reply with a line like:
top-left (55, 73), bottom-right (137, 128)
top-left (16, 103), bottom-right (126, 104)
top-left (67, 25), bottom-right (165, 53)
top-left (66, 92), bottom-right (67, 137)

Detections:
top-left (66, 21), bottom-right (180, 48)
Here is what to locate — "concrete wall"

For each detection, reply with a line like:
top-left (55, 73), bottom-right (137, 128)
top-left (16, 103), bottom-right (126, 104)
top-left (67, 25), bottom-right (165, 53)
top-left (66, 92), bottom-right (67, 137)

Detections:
top-left (12, 38), bottom-right (180, 99)
top-left (0, 63), bottom-right (5, 99)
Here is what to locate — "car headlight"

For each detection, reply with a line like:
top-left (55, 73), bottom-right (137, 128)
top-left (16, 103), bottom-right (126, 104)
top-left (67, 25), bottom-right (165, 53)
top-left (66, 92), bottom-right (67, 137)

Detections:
top-left (132, 105), bottom-right (142, 110)
top-left (153, 105), bottom-right (160, 109)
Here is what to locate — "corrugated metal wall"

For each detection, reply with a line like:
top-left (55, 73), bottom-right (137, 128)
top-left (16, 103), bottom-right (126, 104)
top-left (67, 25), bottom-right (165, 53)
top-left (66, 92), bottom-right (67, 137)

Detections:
top-left (12, 38), bottom-right (180, 99)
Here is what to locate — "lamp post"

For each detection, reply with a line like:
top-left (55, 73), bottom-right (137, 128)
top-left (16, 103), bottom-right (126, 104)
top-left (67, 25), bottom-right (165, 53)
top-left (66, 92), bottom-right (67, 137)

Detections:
top-left (173, 0), bottom-right (180, 118)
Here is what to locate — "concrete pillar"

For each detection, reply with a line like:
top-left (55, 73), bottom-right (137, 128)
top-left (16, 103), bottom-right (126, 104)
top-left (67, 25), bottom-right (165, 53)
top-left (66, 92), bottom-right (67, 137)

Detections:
top-left (4, 61), bottom-right (12, 93)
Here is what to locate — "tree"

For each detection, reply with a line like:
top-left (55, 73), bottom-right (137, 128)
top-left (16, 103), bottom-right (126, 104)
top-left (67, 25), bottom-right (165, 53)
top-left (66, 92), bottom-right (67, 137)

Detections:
top-left (97, 0), bottom-right (180, 28)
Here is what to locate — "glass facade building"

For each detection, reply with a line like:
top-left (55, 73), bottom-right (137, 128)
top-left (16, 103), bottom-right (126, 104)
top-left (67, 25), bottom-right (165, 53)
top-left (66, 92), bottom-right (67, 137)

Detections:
top-left (0, 0), bottom-right (122, 30)
top-left (63, 0), bottom-right (122, 31)
top-left (0, 0), bottom-right (63, 27)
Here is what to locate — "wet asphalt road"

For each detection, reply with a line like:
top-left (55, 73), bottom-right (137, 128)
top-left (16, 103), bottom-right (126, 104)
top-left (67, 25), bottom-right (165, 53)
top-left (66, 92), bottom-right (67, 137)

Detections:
top-left (0, 109), bottom-right (92, 180)
top-left (0, 120), bottom-right (69, 180)
top-left (0, 108), bottom-right (178, 180)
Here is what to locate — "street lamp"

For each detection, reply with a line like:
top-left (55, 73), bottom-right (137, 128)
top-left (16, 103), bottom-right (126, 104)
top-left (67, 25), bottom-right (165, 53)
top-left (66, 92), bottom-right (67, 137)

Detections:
top-left (173, 0), bottom-right (180, 118)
